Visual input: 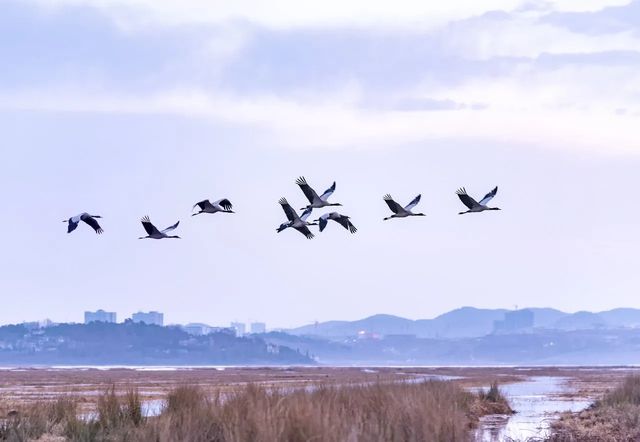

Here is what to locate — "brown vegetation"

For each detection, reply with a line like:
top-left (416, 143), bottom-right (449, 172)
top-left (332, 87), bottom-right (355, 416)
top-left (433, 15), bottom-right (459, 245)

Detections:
top-left (0, 397), bottom-right (76, 441)
top-left (471, 381), bottom-right (514, 416)
top-left (550, 375), bottom-right (640, 442)
top-left (4, 365), bottom-right (634, 412)
top-left (0, 380), bottom-right (511, 442)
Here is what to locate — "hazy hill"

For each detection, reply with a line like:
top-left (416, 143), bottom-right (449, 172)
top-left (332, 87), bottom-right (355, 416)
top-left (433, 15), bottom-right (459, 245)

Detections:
top-left (549, 309), bottom-right (640, 330)
top-left (424, 307), bottom-right (508, 338)
top-left (291, 314), bottom-right (415, 338)
top-left (289, 307), bottom-right (509, 338)
top-left (261, 328), bottom-right (640, 365)
top-left (527, 308), bottom-right (567, 327)
top-left (0, 321), bottom-right (313, 365)
top-left (554, 311), bottom-right (608, 330)
top-left (289, 307), bottom-right (640, 339)
top-left (598, 308), bottom-right (640, 327)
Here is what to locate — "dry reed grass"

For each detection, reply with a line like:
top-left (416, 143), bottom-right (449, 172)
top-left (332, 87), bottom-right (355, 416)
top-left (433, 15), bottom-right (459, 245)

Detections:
top-left (0, 396), bottom-right (76, 441)
top-left (0, 380), bottom-right (510, 441)
top-left (472, 381), bottom-right (514, 416)
top-left (550, 375), bottom-right (640, 442)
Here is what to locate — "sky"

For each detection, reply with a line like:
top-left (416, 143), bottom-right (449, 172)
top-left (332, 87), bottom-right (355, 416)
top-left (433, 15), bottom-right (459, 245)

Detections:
top-left (1, 0), bottom-right (640, 328)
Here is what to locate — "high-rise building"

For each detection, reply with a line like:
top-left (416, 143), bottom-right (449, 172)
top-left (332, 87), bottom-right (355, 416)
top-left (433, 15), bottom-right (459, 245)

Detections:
top-left (132, 311), bottom-right (164, 326)
top-left (231, 322), bottom-right (246, 336)
top-left (84, 310), bottom-right (116, 324)
top-left (182, 323), bottom-right (211, 335)
top-left (493, 309), bottom-right (534, 334)
top-left (250, 322), bottom-right (266, 334)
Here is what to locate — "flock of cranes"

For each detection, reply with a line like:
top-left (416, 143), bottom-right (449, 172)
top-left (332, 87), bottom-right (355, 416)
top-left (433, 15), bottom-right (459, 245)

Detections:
top-left (63, 178), bottom-right (500, 239)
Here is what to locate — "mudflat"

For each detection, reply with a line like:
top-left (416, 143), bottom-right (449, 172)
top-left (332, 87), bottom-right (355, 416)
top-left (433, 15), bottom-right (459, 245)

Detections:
top-left (0, 365), bottom-right (636, 413)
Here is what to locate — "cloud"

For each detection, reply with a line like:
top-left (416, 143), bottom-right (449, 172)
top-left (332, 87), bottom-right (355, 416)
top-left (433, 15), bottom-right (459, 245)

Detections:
top-left (2, 86), bottom-right (638, 154)
top-left (440, 8), bottom-right (640, 60)
top-left (540, 0), bottom-right (631, 12)
top-left (29, 0), bottom-right (636, 31)
top-left (429, 56), bottom-right (640, 112)
top-left (0, 1), bottom-right (250, 92)
top-left (542, 0), bottom-right (640, 34)
top-left (30, 0), bottom-right (526, 29)
top-left (3, 0), bottom-right (640, 156)
top-left (385, 98), bottom-right (470, 112)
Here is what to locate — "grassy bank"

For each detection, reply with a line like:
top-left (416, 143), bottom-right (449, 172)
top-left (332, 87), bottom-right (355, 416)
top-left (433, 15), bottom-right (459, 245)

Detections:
top-left (550, 375), bottom-right (640, 441)
top-left (0, 380), bottom-right (511, 441)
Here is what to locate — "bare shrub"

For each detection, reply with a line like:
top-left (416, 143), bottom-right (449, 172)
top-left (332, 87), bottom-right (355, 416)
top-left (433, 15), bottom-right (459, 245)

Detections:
top-left (473, 381), bottom-right (514, 416)
top-left (550, 375), bottom-right (640, 441)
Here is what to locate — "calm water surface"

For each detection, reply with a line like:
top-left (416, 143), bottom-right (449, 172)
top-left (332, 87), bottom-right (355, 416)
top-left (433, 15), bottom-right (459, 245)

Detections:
top-left (474, 376), bottom-right (590, 441)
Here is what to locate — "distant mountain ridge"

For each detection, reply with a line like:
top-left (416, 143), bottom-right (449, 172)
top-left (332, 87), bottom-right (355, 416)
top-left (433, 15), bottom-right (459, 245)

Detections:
top-left (288, 307), bottom-right (640, 339)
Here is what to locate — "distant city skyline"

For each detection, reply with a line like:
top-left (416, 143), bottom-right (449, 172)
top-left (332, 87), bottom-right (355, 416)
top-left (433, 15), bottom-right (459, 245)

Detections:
top-left (80, 309), bottom-right (267, 331)
top-left (15, 304), bottom-right (640, 333)
top-left (2, 0), bottom-right (640, 328)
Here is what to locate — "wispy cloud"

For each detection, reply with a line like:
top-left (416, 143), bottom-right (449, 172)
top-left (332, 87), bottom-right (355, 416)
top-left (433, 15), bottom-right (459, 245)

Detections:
top-left (29, 0), bottom-right (526, 29)
top-left (542, 0), bottom-right (640, 34)
top-left (4, 0), bottom-right (640, 154)
top-left (2, 86), bottom-right (638, 153)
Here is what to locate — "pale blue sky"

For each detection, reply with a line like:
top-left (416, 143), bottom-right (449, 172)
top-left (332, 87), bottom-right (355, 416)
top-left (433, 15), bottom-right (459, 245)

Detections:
top-left (2, 0), bottom-right (640, 328)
